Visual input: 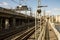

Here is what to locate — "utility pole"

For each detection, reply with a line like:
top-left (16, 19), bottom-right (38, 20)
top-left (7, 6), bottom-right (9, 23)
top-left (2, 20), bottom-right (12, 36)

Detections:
top-left (35, 0), bottom-right (47, 40)
top-left (35, 0), bottom-right (41, 40)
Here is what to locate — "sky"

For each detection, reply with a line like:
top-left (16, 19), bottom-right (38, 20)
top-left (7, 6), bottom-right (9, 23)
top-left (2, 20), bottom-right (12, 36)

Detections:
top-left (0, 0), bottom-right (60, 15)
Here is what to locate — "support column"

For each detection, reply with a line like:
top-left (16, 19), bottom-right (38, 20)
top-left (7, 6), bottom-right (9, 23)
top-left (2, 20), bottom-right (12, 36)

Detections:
top-left (5, 19), bottom-right (9, 29)
top-left (22, 19), bottom-right (25, 26)
top-left (28, 19), bottom-right (29, 29)
top-left (19, 19), bottom-right (21, 26)
top-left (0, 18), bottom-right (2, 30)
top-left (20, 19), bottom-right (22, 25)
top-left (9, 18), bottom-right (16, 28)
top-left (12, 18), bottom-right (16, 27)
top-left (2, 18), bottom-right (5, 30)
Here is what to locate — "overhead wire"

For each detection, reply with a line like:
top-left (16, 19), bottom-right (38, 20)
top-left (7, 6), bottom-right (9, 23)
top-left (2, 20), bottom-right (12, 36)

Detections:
top-left (11, 0), bottom-right (19, 4)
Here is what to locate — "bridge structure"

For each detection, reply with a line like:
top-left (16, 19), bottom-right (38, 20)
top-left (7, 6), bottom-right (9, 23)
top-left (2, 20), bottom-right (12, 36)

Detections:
top-left (0, 7), bottom-right (59, 40)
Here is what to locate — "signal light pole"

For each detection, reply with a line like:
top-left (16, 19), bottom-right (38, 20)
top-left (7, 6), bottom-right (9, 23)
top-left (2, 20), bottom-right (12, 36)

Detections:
top-left (35, 0), bottom-right (47, 40)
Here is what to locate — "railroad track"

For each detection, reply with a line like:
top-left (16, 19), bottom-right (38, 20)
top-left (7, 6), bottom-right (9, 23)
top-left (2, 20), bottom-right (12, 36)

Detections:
top-left (16, 25), bottom-right (39, 40)
top-left (0, 25), bottom-right (35, 40)
top-left (0, 27), bottom-right (26, 40)
top-left (0, 24), bottom-right (38, 40)
top-left (10, 27), bottom-right (35, 40)
top-left (4, 24), bottom-right (39, 40)
top-left (1, 26), bottom-right (35, 40)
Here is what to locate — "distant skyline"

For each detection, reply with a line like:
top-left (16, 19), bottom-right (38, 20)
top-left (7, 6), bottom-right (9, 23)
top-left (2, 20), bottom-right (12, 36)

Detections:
top-left (0, 0), bottom-right (60, 15)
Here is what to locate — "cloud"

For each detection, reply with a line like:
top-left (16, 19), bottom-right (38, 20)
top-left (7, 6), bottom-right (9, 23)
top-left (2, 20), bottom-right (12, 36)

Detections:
top-left (0, 2), bottom-right (11, 9)
top-left (54, 8), bottom-right (60, 11)
top-left (45, 10), bottom-right (52, 15)
top-left (0, 2), bottom-right (8, 5)
top-left (46, 10), bottom-right (52, 13)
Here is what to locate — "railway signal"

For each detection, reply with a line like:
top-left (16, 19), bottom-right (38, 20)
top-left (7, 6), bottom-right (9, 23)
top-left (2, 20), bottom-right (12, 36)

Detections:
top-left (35, 0), bottom-right (48, 40)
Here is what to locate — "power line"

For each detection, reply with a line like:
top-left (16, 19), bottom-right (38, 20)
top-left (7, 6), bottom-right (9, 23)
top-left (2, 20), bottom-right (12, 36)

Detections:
top-left (11, 0), bottom-right (27, 5)
top-left (11, 0), bottom-right (19, 4)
